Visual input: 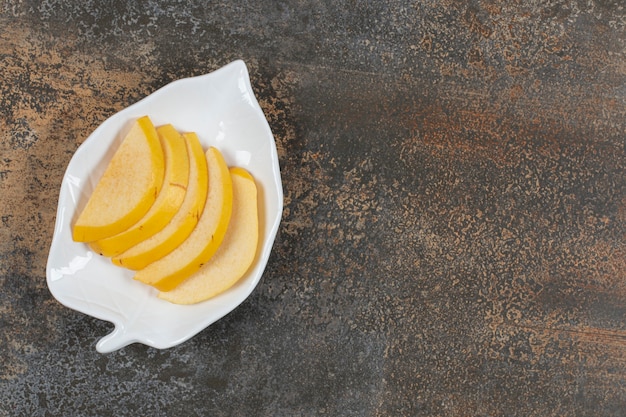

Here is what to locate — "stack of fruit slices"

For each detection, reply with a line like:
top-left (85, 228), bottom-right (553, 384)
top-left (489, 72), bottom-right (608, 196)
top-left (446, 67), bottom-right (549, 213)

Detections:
top-left (72, 115), bottom-right (259, 305)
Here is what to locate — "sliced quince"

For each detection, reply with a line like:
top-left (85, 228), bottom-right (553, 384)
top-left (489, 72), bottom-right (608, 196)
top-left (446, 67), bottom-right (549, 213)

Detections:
top-left (159, 167), bottom-right (259, 304)
top-left (112, 132), bottom-right (208, 269)
top-left (72, 116), bottom-right (164, 242)
top-left (134, 147), bottom-right (233, 292)
top-left (90, 124), bottom-right (190, 257)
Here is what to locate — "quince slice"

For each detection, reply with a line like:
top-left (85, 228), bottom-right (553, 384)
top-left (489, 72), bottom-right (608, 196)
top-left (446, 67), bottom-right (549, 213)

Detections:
top-left (112, 132), bottom-right (208, 269)
top-left (158, 167), bottom-right (259, 304)
top-left (134, 147), bottom-right (233, 292)
top-left (72, 116), bottom-right (164, 242)
top-left (90, 124), bottom-right (190, 256)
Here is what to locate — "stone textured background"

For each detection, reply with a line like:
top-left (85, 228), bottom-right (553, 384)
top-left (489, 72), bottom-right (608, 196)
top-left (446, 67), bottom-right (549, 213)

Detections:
top-left (1, 1), bottom-right (625, 416)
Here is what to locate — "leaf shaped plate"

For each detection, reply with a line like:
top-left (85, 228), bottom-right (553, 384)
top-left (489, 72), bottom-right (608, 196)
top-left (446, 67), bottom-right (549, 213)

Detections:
top-left (46, 60), bottom-right (283, 353)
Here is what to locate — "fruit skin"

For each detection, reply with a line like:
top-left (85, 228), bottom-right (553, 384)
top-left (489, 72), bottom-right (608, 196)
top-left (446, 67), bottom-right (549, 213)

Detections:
top-left (90, 124), bottom-right (190, 257)
top-left (159, 167), bottom-right (259, 304)
top-left (134, 146), bottom-right (233, 292)
top-left (112, 132), bottom-right (208, 270)
top-left (72, 116), bottom-right (164, 242)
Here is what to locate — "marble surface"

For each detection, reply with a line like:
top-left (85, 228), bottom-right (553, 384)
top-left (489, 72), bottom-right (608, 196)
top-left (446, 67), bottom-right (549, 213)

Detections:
top-left (1, 1), bottom-right (625, 416)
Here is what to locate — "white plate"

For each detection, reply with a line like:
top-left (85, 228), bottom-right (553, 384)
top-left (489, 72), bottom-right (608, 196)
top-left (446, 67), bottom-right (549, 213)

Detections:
top-left (46, 60), bottom-right (283, 353)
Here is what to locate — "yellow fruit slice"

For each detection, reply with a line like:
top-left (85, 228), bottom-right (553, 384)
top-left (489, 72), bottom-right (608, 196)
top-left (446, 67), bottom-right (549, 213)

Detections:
top-left (134, 147), bottom-right (233, 292)
top-left (90, 124), bottom-right (190, 257)
top-left (159, 167), bottom-right (258, 304)
top-left (112, 132), bottom-right (208, 270)
top-left (73, 116), bottom-right (164, 242)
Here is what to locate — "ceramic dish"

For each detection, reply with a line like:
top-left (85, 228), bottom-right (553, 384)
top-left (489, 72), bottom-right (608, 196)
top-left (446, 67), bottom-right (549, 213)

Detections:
top-left (46, 60), bottom-right (283, 353)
